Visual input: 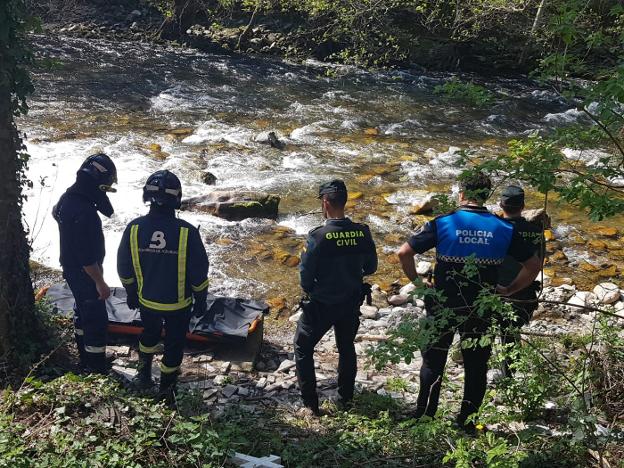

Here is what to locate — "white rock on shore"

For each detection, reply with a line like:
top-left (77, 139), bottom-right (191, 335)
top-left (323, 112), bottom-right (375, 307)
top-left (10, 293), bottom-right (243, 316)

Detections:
top-left (567, 291), bottom-right (596, 310)
top-left (388, 294), bottom-right (409, 306)
top-left (416, 261), bottom-right (433, 275)
top-left (593, 282), bottom-right (621, 305)
top-left (360, 305), bottom-right (379, 319)
top-left (399, 282), bottom-right (417, 296)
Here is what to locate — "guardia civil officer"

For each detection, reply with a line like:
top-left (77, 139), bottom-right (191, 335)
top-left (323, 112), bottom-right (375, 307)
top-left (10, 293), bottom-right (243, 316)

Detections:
top-left (295, 180), bottom-right (378, 416)
top-left (53, 153), bottom-right (117, 374)
top-left (117, 170), bottom-right (209, 402)
top-left (397, 172), bottom-right (541, 432)
top-left (497, 185), bottom-right (545, 377)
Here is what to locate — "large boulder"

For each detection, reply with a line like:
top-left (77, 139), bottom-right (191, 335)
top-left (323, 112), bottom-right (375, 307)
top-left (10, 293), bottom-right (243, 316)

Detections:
top-left (182, 190), bottom-right (280, 220)
top-left (523, 208), bottom-right (551, 229)
top-left (409, 193), bottom-right (439, 215)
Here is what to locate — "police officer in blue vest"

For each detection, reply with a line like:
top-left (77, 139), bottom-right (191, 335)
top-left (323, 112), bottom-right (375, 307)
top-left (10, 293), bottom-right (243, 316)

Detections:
top-left (117, 170), bottom-right (209, 402)
top-left (398, 172), bottom-right (541, 432)
top-left (295, 180), bottom-right (378, 415)
top-left (53, 153), bottom-right (117, 374)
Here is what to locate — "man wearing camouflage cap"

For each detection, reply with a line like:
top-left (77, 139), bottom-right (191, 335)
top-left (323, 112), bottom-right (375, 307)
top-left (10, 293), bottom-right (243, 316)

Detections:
top-left (294, 179), bottom-right (378, 416)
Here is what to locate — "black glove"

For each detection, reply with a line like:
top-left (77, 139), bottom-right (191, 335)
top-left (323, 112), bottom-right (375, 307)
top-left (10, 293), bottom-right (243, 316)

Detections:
top-left (361, 283), bottom-right (372, 306)
top-left (299, 294), bottom-right (314, 314)
top-left (193, 291), bottom-right (208, 317)
top-left (125, 285), bottom-right (139, 310)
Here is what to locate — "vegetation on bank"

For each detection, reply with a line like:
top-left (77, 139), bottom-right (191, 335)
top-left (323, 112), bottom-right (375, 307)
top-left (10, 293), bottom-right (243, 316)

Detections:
top-left (1, 311), bottom-right (622, 466)
top-left (148, 0), bottom-right (623, 73)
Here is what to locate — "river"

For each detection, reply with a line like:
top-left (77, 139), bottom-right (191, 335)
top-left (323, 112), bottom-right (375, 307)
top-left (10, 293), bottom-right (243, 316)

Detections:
top-left (21, 35), bottom-right (623, 308)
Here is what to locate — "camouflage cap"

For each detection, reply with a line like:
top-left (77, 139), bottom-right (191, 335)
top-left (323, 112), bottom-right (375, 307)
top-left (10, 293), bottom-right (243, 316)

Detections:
top-left (318, 179), bottom-right (347, 199)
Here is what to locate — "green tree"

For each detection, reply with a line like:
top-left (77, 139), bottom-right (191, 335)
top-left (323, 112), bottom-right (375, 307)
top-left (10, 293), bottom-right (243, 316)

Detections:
top-left (0, 0), bottom-right (39, 372)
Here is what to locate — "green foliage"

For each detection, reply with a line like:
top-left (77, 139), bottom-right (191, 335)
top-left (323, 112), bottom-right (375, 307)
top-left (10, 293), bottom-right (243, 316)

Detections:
top-left (434, 78), bottom-right (495, 107)
top-left (443, 431), bottom-right (527, 468)
top-left (0, 374), bottom-right (229, 467)
top-left (494, 340), bottom-right (563, 419)
top-left (386, 377), bottom-right (410, 393)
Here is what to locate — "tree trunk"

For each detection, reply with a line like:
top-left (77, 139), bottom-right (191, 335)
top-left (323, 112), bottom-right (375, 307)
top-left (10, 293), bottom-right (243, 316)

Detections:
top-left (519, 0), bottom-right (548, 65)
top-left (0, 83), bottom-right (36, 370)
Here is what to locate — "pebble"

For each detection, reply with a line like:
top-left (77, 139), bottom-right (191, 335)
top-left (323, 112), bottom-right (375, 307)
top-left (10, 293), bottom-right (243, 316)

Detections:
top-left (108, 345), bottom-right (130, 356)
top-left (388, 294), bottom-right (409, 306)
top-left (360, 305), bottom-right (379, 319)
top-left (213, 375), bottom-right (228, 385)
top-left (192, 354), bottom-right (214, 363)
top-left (593, 282), bottom-right (621, 304)
top-left (416, 261), bottom-right (432, 275)
top-left (567, 291), bottom-right (596, 309)
top-left (399, 282), bottom-right (417, 296)
top-left (221, 384), bottom-right (238, 398)
top-left (111, 365), bottom-right (137, 382)
top-left (265, 382), bottom-right (282, 392)
top-left (256, 377), bottom-right (267, 389)
top-left (288, 311), bottom-right (302, 322)
top-left (276, 359), bottom-right (296, 373)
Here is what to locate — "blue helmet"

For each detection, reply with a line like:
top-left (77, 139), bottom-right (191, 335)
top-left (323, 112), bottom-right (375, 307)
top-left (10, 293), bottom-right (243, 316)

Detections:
top-left (142, 170), bottom-right (182, 209)
top-left (79, 153), bottom-right (117, 192)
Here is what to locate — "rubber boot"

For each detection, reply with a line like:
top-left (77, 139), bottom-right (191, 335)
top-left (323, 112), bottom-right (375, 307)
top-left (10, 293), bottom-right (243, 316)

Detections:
top-left (75, 334), bottom-right (88, 372)
top-left (85, 352), bottom-right (108, 375)
top-left (135, 352), bottom-right (154, 389)
top-left (158, 371), bottom-right (179, 406)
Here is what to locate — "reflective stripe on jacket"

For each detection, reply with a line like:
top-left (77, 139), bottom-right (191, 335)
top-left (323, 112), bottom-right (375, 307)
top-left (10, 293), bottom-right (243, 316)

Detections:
top-left (117, 211), bottom-right (209, 312)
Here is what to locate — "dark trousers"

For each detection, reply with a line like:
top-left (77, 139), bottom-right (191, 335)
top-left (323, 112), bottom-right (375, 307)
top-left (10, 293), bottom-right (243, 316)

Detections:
top-left (500, 286), bottom-right (538, 377)
top-left (63, 268), bottom-right (108, 370)
top-left (294, 298), bottom-right (360, 408)
top-left (139, 307), bottom-right (191, 374)
top-left (416, 306), bottom-right (492, 424)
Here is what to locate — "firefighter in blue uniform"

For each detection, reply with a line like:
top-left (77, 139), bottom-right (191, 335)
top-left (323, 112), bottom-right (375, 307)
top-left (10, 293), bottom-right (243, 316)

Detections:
top-left (295, 180), bottom-right (378, 415)
top-left (397, 172), bottom-right (541, 432)
top-left (497, 185), bottom-right (545, 377)
top-left (117, 170), bottom-right (209, 402)
top-left (53, 153), bottom-right (117, 374)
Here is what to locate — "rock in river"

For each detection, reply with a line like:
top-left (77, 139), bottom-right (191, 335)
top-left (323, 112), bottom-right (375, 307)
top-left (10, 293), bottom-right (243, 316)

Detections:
top-left (201, 171), bottom-right (218, 185)
top-left (182, 190), bottom-right (280, 220)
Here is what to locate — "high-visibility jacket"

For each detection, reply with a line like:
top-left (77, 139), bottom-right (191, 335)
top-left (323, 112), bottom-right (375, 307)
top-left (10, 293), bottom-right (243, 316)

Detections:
top-left (117, 209), bottom-right (209, 312)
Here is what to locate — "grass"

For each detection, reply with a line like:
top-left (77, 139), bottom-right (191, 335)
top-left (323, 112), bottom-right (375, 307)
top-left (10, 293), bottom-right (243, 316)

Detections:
top-left (0, 370), bottom-right (601, 467)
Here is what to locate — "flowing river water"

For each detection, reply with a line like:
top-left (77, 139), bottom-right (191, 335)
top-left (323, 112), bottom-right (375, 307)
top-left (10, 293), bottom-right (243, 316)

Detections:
top-left (21, 36), bottom-right (623, 311)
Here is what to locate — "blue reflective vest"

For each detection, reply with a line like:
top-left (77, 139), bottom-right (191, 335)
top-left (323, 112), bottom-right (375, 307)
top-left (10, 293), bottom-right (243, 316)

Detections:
top-left (435, 209), bottom-right (514, 266)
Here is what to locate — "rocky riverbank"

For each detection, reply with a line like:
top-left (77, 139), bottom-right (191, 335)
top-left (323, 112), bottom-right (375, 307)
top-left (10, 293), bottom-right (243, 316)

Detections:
top-left (105, 276), bottom-right (624, 419)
